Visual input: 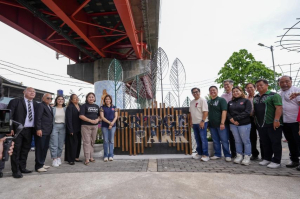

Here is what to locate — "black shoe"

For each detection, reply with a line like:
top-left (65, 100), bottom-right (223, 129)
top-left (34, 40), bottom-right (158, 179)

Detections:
top-left (0, 172), bottom-right (3, 178)
top-left (69, 162), bottom-right (75, 165)
top-left (75, 159), bottom-right (82, 162)
top-left (296, 165), bottom-right (300, 171)
top-left (250, 156), bottom-right (259, 161)
top-left (12, 173), bottom-right (23, 178)
top-left (286, 162), bottom-right (299, 168)
top-left (20, 169), bottom-right (32, 174)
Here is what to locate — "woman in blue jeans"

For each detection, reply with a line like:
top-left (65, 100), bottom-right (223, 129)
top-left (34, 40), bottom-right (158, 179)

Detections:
top-left (227, 86), bottom-right (252, 165)
top-left (50, 96), bottom-right (66, 167)
top-left (100, 95), bottom-right (118, 162)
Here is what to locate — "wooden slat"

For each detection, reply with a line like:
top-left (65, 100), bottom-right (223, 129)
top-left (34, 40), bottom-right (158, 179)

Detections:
top-left (176, 110), bottom-right (180, 151)
top-left (140, 113), bottom-right (144, 153)
top-left (125, 112), bottom-right (128, 151)
top-left (144, 108), bottom-right (147, 147)
top-left (188, 114), bottom-right (192, 155)
top-left (129, 114), bottom-right (132, 155)
top-left (148, 107), bottom-right (151, 147)
top-left (171, 107), bottom-right (175, 147)
top-left (133, 115), bottom-right (136, 155)
top-left (155, 101), bottom-right (159, 145)
top-left (167, 106), bottom-right (171, 147)
top-left (118, 109), bottom-right (121, 148)
top-left (137, 113), bottom-right (140, 154)
top-left (121, 112), bottom-right (124, 151)
top-left (184, 113), bottom-right (188, 155)
top-left (159, 103), bottom-right (163, 143)
top-left (180, 110), bottom-right (184, 151)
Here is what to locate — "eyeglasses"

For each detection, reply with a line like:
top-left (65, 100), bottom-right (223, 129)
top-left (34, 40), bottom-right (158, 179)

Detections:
top-left (47, 97), bottom-right (53, 100)
top-left (192, 91), bottom-right (199, 94)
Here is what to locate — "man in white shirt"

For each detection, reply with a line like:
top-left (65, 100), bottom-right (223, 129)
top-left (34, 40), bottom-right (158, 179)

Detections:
top-left (189, 87), bottom-right (209, 162)
top-left (279, 75), bottom-right (300, 168)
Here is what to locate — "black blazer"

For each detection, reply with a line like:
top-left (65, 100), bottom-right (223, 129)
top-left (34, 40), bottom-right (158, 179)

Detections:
top-left (7, 97), bottom-right (38, 131)
top-left (35, 102), bottom-right (53, 135)
top-left (66, 103), bottom-right (81, 134)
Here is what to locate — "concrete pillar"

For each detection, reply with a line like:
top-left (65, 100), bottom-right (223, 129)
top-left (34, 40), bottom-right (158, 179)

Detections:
top-left (94, 80), bottom-right (124, 109)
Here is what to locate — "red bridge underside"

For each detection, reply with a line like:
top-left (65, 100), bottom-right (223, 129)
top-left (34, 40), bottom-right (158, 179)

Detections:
top-left (0, 0), bottom-right (149, 63)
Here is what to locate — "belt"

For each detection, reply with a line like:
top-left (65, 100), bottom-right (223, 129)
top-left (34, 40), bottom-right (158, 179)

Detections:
top-left (23, 127), bottom-right (34, 129)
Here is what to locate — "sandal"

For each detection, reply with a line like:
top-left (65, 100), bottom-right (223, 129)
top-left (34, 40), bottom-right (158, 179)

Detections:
top-left (84, 161), bottom-right (89, 166)
top-left (75, 159), bottom-right (82, 162)
top-left (89, 159), bottom-right (96, 163)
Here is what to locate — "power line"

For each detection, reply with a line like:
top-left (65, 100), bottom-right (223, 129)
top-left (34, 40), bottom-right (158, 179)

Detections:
top-left (0, 60), bottom-right (88, 83)
top-left (0, 67), bottom-right (94, 89)
top-left (0, 62), bottom-right (91, 85)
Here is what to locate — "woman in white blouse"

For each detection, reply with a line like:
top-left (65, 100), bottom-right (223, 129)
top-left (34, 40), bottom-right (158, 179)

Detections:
top-left (49, 96), bottom-right (66, 167)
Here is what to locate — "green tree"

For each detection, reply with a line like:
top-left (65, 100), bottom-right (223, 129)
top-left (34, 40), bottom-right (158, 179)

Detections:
top-left (215, 49), bottom-right (280, 90)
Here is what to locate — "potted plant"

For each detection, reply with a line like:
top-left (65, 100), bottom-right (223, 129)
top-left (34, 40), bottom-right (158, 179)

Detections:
top-left (207, 127), bottom-right (214, 157)
top-left (94, 124), bottom-right (103, 153)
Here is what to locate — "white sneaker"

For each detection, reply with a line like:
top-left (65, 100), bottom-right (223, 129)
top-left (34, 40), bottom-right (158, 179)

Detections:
top-left (193, 154), bottom-right (202, 160)
top-left (37, 168), bottom-right (47, 172)
top-left (210, 156), bottom-right (221, 160)
top-left (104, 157), bottom-right (108, 162)
top-left (267, 162), bottom-right (281, 169)
top-left (234, 154), bottom-right (243, 164)
top-left (57, 158), bottom-right (62, 165)
top-left (259, 160), bottom-right (271, 166)
top-left (201, 156), bottom-right (210, 162)
top-left (109, 157), bottom-right (113, 161)
top-left (52, 159), bottom-right (59, 167)
top-left (30, 147), bottom-right (35, 151)
top-left (43, 165), bottom-right (51, 169)
top-left (225, 157), bottom-right (232, 162)
top-left (241, 155), bottom-right (251, 166)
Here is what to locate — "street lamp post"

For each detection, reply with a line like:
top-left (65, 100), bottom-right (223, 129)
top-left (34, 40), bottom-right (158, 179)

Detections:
top-left (258, 43), bottom-right (277, 91)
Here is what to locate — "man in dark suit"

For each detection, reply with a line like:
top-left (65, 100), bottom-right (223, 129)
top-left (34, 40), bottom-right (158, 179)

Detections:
top-left (7, 87), bottom-right (38, 178)
top-left (35, 93), bottom-right (53, 172)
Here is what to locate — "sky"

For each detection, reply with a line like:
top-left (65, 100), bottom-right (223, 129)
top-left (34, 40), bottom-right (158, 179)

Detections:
top-left (1, 0), bottom-right (300, 105)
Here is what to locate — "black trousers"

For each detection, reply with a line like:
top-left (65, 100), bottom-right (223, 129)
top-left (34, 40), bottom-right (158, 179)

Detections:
top-left (282, 122), bottom-right (300, 163)
top-left (11, 127), bottom-right (34, 174)
top-left (0, 160), bottom-right (5, 172)
top-left (226, 125), bottom-right (236, 157)
top-left (65, 133), bottom-right (78, 162)
top-left (257, 125), bottom-right (282, 164)
top-left (34, 134), bottom-right (50, 171)
top-left (76, 132), bottom-right (82, 159)
top-left (250, 117), bottom-right (263, 158)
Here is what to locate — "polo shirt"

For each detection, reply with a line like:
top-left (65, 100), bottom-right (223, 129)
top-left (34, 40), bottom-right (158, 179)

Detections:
top-left (100, 105), bottom-right (117, 128)
top-left (279, 86), bottom-right (300, 123)
top-left (207, 96), bottom-right (228, 128)
top-left (189, 97), bottom-right (208, 124)
top-left (253, 90), bottom-right (282, 127)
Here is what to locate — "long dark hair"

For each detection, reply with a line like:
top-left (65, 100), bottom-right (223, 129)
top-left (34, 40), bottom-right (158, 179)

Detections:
top-left (103, 95), bottom-right (113, 106)
top-left (67, 94), bottom-right (77, 107)
top-left (85, 92), bottom-right (96, 104)
top-left (54, 95), bottom-right (66, 107)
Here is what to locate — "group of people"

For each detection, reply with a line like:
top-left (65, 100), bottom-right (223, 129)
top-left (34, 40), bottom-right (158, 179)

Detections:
top-left (0, 88), bottom-right (118, 179)
top-left (190, 76), bottom-right (300, 171)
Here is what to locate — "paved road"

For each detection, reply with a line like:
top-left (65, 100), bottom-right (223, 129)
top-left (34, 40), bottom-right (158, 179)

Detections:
top-left (1, 141), bottom-right (299, 198)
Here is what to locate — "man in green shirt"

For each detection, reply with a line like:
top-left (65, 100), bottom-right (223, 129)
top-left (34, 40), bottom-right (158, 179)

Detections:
top-left (208, 86), bottom-right (231, 161)
top-left (253, 79), bottom-right (283, 169)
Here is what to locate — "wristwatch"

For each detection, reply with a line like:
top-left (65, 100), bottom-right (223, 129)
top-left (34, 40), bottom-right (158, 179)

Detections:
top-left (201, 120), bottom-right (205, 123)
top-left (274, 119), bottom-right (280, 122)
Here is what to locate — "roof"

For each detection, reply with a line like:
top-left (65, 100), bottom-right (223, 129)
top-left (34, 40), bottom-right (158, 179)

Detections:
top-left (0, 75), bottom-right (54, 95)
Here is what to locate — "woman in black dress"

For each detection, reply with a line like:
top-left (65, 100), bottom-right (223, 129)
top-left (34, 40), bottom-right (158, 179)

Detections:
top-left (65, 94), bottom-right (82, 165)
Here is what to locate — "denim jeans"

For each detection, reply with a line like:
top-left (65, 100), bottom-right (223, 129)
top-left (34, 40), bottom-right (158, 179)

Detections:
top-left (229, 124), bottom-right (252, 156)
top-left (192, 122), bottom-right (209, 156)
top-left (210, 127), bottom-right (231, 157)
top-left (50, 123), bottom-right (66, 159)
top-left (102, 127), bottom-right (116, 158)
